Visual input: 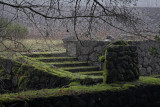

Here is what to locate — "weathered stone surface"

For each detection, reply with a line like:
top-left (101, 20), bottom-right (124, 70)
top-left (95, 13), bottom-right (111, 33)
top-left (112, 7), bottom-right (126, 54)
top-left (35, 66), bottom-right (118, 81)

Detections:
top-left (89, 52), bottom-right (99, 62)
top-left (139, 68), bottom-right (147, 76)
top-left (147, 66), bottom-right (152, 75)
top-left (143, 57), bottom-right (149, 67)
top-left (138, 57), bottom-right (143, 65)
top-left (80, 47), bottom-right (92, 55)
top-left (93, 62), bottom-right (103, 69)
top-left (155, 63), bottom-right (160, 71)
top-left (62, 36), bottom-right (76, 43)
top-left (78, 55), bottom-right (88, 61)
top-left (62, 36), bottom-right (77, 49)
top-left (66, 42), bottom-right (77, 57)
top-left (94, 46), bottom-right (103, 54)
top-left (141, 51), bottom-right (146, 57)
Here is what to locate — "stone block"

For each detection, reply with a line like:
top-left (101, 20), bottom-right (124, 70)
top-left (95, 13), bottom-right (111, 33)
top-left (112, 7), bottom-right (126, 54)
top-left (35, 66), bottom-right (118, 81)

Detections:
top-left (147, 66), bottom-right (152, 75)
top-left (139, 68), bottom-right (147, 76)
top-left (80, 47), bottom-right (92, 55)
top-left (143, 57), bottom-right (149, 67)
top-left (78, 55), bottom-right (88, 61)
top-left (66, 42), bottom-right (77, 57)
top-left (89, 52), bottom-right (99, 62)
top-left (94, 46), bottom-right (103, 54)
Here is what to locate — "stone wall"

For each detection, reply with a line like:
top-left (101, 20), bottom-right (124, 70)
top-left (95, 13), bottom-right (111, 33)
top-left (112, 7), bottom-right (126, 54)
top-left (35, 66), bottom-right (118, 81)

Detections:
top-left (105, 45), bottom-right (139, 83)
top-left (64, 40), bottom-right (160, 75)
top-left (129, 40), bottom-right (160, 76)
top-left (65, 40), bottom-right (110, 69)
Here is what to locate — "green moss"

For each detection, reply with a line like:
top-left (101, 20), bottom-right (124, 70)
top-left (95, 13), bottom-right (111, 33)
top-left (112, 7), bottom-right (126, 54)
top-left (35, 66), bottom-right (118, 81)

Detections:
top-left (60, 66), bottom-right (98, 70)
top-left (122, 84), bottom-right (135, 89)
top-left (34, 57), bottom-right (77, 59)
top-left (69, 82), bottom-right (81, 86)
top-left (0, 76), bottom-right (160, 104)
top-left (76, 71), bottom-right (103, 75)
top-left (108, 40), bottom-right (129, 46)
top-left (102, 50), bottom-right (108, 84)
top-left (99, 55), bottom-right (105, 62)
top-left (18, 76), bottom-right (29, 90)
top-left (46, 61), bottom-right (87, 64)
top-left (0, 53), bottom-right (105, 91)
top-left (0, 69), bottom-right (5, 76)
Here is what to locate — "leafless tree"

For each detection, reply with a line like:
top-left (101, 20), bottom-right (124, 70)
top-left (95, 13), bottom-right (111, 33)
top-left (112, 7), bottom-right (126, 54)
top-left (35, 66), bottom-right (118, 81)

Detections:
top-left (0, 0), bottom-right (157, 52)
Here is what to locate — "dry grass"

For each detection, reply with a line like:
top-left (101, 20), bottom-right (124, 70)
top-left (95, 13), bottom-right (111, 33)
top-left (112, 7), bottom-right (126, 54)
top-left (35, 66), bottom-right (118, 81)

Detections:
top-left (0, 38), bottom-right (66, 53)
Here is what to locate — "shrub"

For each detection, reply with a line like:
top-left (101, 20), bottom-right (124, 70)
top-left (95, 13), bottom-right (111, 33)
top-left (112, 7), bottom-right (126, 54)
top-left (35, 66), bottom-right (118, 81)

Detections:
top-left (0, 17), bottom-right (8, 33)
top-left (6, 23), bottom-right (28, 39)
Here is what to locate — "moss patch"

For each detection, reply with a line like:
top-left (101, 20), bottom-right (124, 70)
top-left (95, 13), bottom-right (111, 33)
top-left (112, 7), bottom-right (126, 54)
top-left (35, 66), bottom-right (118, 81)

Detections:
top-left (108, 40), bottom-right (129, 46)
top-left (0, 76), bottom-right (160, 104)
top-left (0, 52), bottom-right (104, 92)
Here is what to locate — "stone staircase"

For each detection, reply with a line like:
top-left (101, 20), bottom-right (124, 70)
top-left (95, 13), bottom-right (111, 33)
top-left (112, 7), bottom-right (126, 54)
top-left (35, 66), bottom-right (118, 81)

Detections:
top-left (24, 52), bottom-right (103, 76)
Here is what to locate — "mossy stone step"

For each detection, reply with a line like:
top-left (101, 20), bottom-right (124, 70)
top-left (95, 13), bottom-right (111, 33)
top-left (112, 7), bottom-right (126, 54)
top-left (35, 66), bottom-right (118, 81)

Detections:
top-left (36, 57), bottom-right (78, 62)
top-left (23, 52), bottom-right (67, 57)
top-left (76, 71), bottom-right (103, 76)
top-left (46, 61), bottom-right (88, 67)
top-left (61, 66), bottom-right (100, 72)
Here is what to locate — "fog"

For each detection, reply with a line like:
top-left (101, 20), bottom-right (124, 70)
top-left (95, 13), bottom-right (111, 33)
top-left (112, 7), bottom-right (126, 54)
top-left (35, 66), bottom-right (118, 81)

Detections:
top-left (137, 0), bottom-right (160, 7)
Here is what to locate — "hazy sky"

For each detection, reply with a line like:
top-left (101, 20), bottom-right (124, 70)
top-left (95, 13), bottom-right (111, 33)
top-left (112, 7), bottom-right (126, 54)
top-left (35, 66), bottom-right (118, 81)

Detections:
top-left (137, 0), bottom-right (160, 7)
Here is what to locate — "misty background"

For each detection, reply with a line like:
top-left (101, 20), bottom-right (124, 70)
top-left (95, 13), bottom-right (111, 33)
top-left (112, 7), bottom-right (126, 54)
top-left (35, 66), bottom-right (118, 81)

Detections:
top-left (137, 0), bottom-right (160, 7)
top-left (0, 0), bottom-right (160, 40)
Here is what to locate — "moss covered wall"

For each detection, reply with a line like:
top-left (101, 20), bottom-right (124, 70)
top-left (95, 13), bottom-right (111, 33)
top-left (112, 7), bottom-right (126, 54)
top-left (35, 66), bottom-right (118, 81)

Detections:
top-left (104, 45), bottom-right (139, 83)
top-left (2, 85), bottom-right (160, 107)
top-left (0, 57), bottom-right (70, 93)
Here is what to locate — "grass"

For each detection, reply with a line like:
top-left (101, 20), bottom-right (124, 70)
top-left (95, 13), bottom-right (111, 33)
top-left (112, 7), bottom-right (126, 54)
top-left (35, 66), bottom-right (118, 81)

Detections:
top-left (0, 76), bottom-right (160, 103)
top-left (0, 38), bottom-right (66, 53)
top-left (34, 57), bottom-right (77, 59)
top-left (45, 61), bottom-right (87, 64)
top-left (61, 66), bottom-right (99, 69)
top-left (76, 71), bottom-right (103, 75)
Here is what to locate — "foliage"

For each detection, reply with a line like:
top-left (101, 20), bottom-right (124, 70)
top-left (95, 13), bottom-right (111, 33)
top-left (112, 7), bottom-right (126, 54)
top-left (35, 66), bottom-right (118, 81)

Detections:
top-left (0, 17), bottom-right (28, 41)
top-left (6, 23), bottom-right (28, 39)
top-left (0, 17), bottom-right (8, 33)
top-left (149, 47), bottom-right (159, 57)
top-left (154, 35), bottom-right (160, 41)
